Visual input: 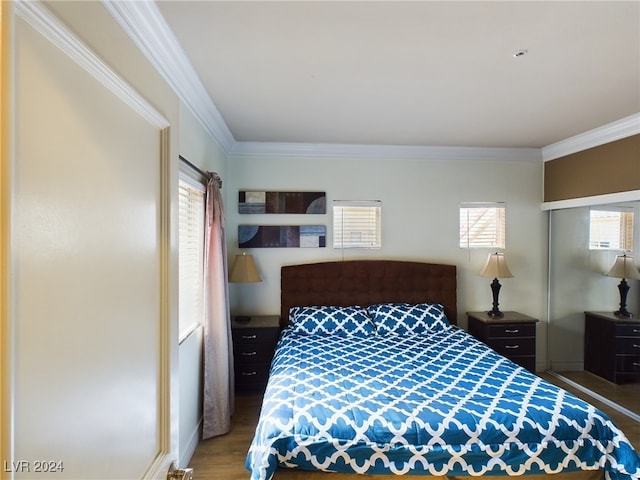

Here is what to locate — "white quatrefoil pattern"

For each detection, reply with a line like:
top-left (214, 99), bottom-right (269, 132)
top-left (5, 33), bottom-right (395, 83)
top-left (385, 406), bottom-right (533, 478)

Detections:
top-left (247, 326), bottom-right (640, 480)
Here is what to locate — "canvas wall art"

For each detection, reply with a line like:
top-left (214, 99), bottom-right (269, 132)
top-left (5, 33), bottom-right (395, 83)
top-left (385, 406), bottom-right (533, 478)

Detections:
top-left (238, 225), bottom-right (326, 248)
top-left (239, 191), bottom-right (326, 214)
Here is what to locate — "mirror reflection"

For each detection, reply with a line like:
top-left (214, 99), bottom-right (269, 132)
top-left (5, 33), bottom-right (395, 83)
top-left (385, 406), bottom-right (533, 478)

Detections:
top-left (548, 201), bottom-right (640, 415)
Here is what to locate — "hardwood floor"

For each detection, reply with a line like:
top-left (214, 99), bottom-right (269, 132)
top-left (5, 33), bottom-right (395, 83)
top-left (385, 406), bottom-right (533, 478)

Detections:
top-left (189, 373), bottom-right (640, 479)
top-left (189, 392), bottom-right (263, 480)
top-left (549, 370), bottom-right (640, 415)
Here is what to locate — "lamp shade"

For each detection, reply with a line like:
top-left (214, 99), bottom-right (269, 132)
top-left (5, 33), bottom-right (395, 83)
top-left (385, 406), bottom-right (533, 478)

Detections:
top-left (229, 253), bottom-right (262, 283)
top-left (479, 252), bottom-right (513, 279)
top-left (605, 254), bottom-right (640, 280)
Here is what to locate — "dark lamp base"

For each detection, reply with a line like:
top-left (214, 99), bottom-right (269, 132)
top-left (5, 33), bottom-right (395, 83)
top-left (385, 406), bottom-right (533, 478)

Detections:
top-left (487, 278), bottom-right (504, 319)
top-left (614, 279), bottom-right (633, 319)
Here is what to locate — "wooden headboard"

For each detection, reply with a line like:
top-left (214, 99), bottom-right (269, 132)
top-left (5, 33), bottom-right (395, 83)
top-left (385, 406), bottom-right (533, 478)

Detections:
top-left (280, 260), bottom-right (457, 327)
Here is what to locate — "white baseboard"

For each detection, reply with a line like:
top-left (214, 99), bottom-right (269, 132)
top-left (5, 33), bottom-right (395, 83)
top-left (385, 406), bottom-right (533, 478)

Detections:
top-left (180, 417), bottom-right (203, 468)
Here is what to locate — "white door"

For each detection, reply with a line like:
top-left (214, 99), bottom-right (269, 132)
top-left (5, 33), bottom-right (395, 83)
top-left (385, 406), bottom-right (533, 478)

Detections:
top-left (2, 2), bottom-right (176, 479)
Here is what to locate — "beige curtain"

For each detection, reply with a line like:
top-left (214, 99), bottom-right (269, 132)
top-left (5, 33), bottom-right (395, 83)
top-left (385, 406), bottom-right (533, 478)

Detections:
top-left (202, 172), bottom-right (234, 439)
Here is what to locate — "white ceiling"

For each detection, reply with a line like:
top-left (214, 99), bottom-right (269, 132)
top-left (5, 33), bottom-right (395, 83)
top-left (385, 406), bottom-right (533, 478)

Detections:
top-left (155, 1), bottom-right (640, 152)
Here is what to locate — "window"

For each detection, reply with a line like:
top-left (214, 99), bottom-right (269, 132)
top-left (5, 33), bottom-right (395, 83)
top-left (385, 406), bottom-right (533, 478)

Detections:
top-left (589, 207), bottom-right (634, 251)
top-left (333, 200), bottom-right (381, 249)
top-left (460, 202), bottom-right (506, 249)
top-left (179, 173), bottom-right (206, 341)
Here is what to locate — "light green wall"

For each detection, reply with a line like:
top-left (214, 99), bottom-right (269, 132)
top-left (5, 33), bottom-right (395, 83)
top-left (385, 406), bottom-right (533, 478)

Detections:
top-left (225, 154), bottom-right (548, 367)
top-left (179, 102), bottom-right (227, 175)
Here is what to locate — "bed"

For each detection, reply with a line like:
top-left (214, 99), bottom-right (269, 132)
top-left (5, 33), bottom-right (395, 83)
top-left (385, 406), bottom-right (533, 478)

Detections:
top-left (246, 260), bottom-right (640, 480)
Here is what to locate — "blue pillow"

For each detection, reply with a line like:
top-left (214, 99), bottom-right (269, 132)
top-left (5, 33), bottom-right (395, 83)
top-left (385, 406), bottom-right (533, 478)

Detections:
top-left (289, 305), bottom-right (375, 336)
top-left (367, 303), bottom-right (450, 335)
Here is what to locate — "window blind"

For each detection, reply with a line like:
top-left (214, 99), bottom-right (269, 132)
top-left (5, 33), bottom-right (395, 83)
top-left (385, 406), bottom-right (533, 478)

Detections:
top-left (179, 174), bottom-right (206, 341)
top-left (459, 202), bottom-right (506, 249)
top-left (589, 207), bottom-right (634, 251)
top-left (333, 200), bottom-right (382, 249)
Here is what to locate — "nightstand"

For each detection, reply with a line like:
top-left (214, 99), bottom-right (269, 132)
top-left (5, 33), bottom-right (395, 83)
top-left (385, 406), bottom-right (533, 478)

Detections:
top-left (231, 315), bottom-right (280, 391)
top-left (467, 311), bottom-right (538, 373)
top-left (584, 311), bottom-right (640, 384)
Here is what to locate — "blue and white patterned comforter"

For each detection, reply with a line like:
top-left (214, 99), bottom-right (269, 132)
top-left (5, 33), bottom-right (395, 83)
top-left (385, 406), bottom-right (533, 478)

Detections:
top-left (246, 326), bottom-right (640, 479)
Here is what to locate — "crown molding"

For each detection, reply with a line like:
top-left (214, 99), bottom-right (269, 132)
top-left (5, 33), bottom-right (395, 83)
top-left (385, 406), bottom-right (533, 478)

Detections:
top-left (542, 113), bottom-right (640, 162)
top-left (102, 0), bottom-right (235, 152)
top-left (228, 141), bottom-right (542, 162)
top-left (15, 0), bottom-right (169, 129)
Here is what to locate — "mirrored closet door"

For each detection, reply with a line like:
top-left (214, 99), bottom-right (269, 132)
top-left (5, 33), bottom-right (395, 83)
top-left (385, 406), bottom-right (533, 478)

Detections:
top-left (548, 201), bottom-right (640, 415)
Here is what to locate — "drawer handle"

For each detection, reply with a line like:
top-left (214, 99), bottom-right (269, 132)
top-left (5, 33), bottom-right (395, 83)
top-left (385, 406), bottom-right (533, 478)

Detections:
top-left (633, 363), bottom-right (640, 367)
top-left (505, 345), bottom-right (519, 349)
top-left (241, 371), bottom-right (257, 376)
top-left (242, 334), bottom-right (257, 340)
top-left (634, 329), bottom-right (640, 333)
top-left (242, 351), bottom-right (257, 356)
top-left (505, 329), bottom-right (519, 334)
top-left (634, 344), bottom-right (640, 348)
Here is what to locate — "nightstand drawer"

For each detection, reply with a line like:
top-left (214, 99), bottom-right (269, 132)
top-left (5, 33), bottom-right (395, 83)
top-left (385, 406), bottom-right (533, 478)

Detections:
top-left (486, 324), bottom-right (536, 339)
top-left (235, 363), bottom-right (271, 386)
top-left (234, 342), bottom-right (276, 364)
top-left (511, 356), bottom-right (536, 372)
top-left (615, 337), bottom-right (640, 354)
top-left (616, 324), bottom-right (640, 337)
top-left (616, 355), bottom-right (640, 374)
top-left (232, 327), bottom-right (279, 345)
top-left (488, 337), bottom-right (536, 356)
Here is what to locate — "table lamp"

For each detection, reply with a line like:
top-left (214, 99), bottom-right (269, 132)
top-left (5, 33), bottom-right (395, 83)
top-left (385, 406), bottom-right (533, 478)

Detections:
top-left (229, 252), bottom-right (262, 322)
top-left (605, 253), bottom-right (640, 318)
top-left (479, 252), bottom-right (513, 318)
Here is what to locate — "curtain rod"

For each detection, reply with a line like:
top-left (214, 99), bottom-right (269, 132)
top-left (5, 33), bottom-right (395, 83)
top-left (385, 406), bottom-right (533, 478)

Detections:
top-left (179, 155), bottom-right (212, 180)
